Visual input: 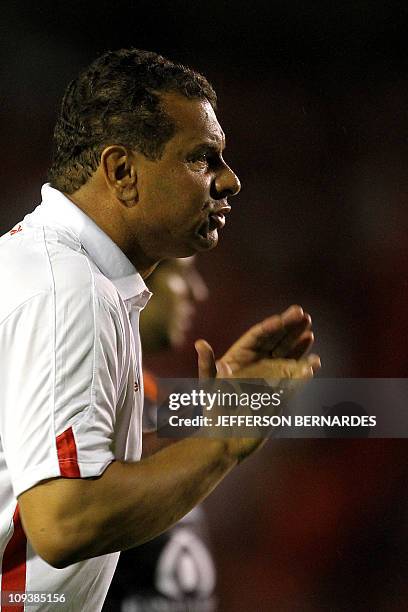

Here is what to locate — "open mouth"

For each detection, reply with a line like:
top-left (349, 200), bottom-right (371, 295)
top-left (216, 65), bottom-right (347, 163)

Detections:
top-left (209, 212), bottom-right (225, 230)
top-left (197, 213), bottom-right (225, 238)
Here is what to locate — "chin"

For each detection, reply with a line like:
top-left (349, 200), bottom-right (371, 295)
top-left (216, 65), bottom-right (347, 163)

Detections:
top-left (166, 242), bottom-right (198, 258)
top-left (166, 230), bottom-right (219, 258)
top-left (193, 230), bottom-right (219, 252)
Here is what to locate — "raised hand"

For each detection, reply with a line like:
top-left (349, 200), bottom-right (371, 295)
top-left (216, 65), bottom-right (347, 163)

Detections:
top-left (194, 305), bottom-right (321, 462)
top-left (217, 305), bottom-right (316, 374)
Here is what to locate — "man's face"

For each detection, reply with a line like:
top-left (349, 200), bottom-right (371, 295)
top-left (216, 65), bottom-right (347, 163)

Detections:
top-left (129, 92), bottom-right (241, 260)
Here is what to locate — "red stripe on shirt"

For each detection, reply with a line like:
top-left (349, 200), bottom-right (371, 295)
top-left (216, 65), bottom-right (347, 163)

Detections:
top-left (56, 426), bottom-right (80, 477)
top-left (1, 504), bottom-right (27, 612)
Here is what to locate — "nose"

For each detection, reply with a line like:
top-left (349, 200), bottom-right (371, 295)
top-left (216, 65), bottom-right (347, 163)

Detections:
top-left (213, 163), bottom-right (241, 199)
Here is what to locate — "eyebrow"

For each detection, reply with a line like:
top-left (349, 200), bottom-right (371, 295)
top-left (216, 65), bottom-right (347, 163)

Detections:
top-left (188, 140), bottom-right (226, 155)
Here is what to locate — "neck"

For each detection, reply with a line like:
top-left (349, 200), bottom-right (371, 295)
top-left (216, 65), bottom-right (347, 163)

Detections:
top-left (65, 186), bottom-right (159, 279)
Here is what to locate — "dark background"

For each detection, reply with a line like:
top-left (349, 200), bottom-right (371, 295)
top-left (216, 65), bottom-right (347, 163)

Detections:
top-left (2, 1), bottom-right (408, 609)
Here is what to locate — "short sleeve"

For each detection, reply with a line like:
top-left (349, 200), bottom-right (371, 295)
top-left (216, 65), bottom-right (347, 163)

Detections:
top-left (0, 277), bottom-right (127, 498)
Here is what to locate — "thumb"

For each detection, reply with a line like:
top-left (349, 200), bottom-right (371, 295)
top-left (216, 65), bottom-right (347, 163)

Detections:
top-left (195, 339), bottom-right (217, 379)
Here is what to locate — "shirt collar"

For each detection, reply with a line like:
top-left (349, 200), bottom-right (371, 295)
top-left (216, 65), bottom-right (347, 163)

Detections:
top-left (38, 184), bottom-right (151, 308)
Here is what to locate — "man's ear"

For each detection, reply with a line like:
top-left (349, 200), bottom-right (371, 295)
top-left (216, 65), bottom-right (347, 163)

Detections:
top-left (100, 145), bottom-right (138, 207)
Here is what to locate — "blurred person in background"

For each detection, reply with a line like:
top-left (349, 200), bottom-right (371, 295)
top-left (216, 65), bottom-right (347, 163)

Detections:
top-left (141, 258), bottom-right (209, 353)
top-left (104, 257), bottom-right (217, 611)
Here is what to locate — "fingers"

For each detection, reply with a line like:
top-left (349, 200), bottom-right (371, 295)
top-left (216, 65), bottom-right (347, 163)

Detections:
top-left (195, 339), bottom-right (217, 379)
top-left (219, 305), bottom-right (317, 373)
top-left (294, 354), bottom-right (321, 379)
top-left (306, 353), bottom-right (321, 374)
top-left (280, 304), bottom-right (307, 326)
top-left (268, 355), bottom-right (320, 398)
top-left (259, 304), bottom-right (305, 339)
top-left (283, 330), bottom-right (314, 359)
top-left (270, 314), bottom-right (312, 358)
top-left (235, 353), bottom-right (321, 380)
top-left (231, 305), bottom-right (307, 354)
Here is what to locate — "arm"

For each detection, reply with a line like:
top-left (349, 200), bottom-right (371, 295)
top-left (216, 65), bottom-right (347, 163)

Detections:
top-left (18, 303), bottom-right (319, 569)
top-left (19, 437), bottom-right (235, 569)
top-left (142, 430), bottom-right (177, 457)
top-left (19, 349), bottom-right (318, 570)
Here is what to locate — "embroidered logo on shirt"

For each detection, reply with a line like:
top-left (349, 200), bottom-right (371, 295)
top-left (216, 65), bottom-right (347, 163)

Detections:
top-left (10, 224), bottom-right (22, 236)
top-left (134, 382), bottom-right (139, 392)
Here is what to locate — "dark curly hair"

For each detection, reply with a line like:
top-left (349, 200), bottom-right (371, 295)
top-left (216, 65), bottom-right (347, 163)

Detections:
top-left (48, 48), bottom-right (217, 194)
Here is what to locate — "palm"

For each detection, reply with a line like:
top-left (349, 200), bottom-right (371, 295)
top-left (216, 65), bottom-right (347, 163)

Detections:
top-left (219, 305), bottom-right (314, 374)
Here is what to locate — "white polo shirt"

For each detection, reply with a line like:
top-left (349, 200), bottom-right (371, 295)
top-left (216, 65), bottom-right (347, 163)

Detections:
top-left (0, 184), bottom-right (151, 611)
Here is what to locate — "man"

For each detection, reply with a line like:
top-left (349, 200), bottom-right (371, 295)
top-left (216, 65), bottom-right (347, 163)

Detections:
top-left (0, 48), bottom-right (319, 611)
top-left (105, 258), bottom-right (217, 611)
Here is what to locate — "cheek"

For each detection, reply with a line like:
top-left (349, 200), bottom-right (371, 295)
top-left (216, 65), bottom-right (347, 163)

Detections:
top-left (147, 169), bottom-right (210, 226)
top-left (176, 175), bottom-right (210, 212)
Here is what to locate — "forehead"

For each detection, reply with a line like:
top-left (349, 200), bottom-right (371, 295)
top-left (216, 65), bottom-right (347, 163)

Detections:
top-left (160, 92), bottom-right (225, 149)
